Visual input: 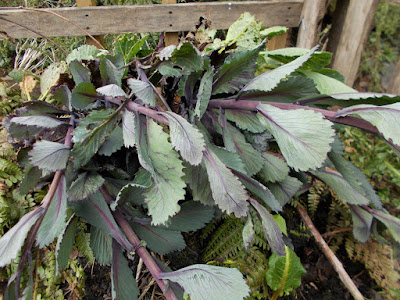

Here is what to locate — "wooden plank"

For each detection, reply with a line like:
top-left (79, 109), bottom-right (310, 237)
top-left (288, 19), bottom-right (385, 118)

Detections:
top-left (330, 0), bottom-right (380, 86)
top-left (266, 32), bottom-right (288, 50)
top-left (162, 0), bottom-right (179, 46)
top-left (76, 0), bottom-right (105, 49)
top-left (0, 1), bottom-right (304, 39)
top-left (387, 60), bottom-right (400, 94)
top-left (296, 0), bottom-right (326, 48)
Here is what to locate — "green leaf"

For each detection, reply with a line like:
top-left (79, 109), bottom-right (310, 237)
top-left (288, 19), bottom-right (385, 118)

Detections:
top-left (36, 175), bottom-right (67, 248)
top-left (66, 45), bottom-right (107, 64)
top-left (159, 264), bottom-right (250, 300)
top-left (311, 170), bottom-right (370, 205)
top-left (258, 152), bottom-right (289, 183)
top-left (113, 34), bottom-right (148, 64)
top-left (266, 247), bottom-right (306, 295)
top-left (336, 103), bottom-right (400, 146)
top-left (71, 82), bottom-right (97, 110)
top-left (225, 109), bottom-right (265, 133)
top-left (203, 148), bottom-right (249, 217)
top-left (68, 172), bottom-right (105, 201)
top-left (194, 66), bottom-right (213, 119)
top-left (349, 206), bottom-right (373, 243)
top-left (98, 126), bottom-right (124, 156)
top-left (368, 209), bottom-right (400, 243)
top-left (207, 144), bottom-right (246, 174)
top-left (100, 58), bottom-right (124, 86)
top-left (184, 164), bottom-right (214, 206)
top-left (250, 198), bottom-right (285, 255)
top-left (19, 164), bottom-right (41, 195)
top-left (69, 60), bottom-right (91, 85)
top-left (56, 216), bottom-right (78, 274)
top-left (90, 226), bottom-right (112, 266)
top-left (257, 104), bottom-right (334, 171)
top-left (111, 183), bottom-right (146, 210)
top-left (158, 42), bottom-right (204, 76)
top-left (166, 201), bottom-right (214, 232)
top-left (266, 48), bottom-right (332, 70)
top-left (97, 84), bottom-right (127, 98)
top-left (122, 109), bottom-right (136, 148)
top-left (71, 109), bottom-right (121, 169)
top-left (212, 43), bottom-right (262, 95)
top-left (29, 141), bottom-right (70, 172)
top-left (131, 222), bottom-right (185, 255)
top-left (261, 26), bottom-right (288, 39)
top-left (70, 192), bottom-right (132, 250)
top-left (111, 241), bottom-right (140, 300)
top-left (40, 62), bottom-right (68, 97)
top-left (266, 176), bottom-right (303, 207)
top-left (0, 207), bottom-right (44, 267)
top-left (142, 119), bottom-right (186, 225)
top-left (301, 70), bottom-right (357, 94)
top-left (127, 79), bottom-right (157, 107)
top-left (242, 215), bottom-right (255, 251)
top-left (54, 85), bottom-right (72, 110)
top-left (159, 112), bottom-right (205, 166)
top-left (242, 46), bottom-right (318, 93)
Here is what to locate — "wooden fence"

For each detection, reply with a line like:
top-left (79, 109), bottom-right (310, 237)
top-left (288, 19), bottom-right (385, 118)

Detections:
top-left (0, 0), bottom-right (398, 93)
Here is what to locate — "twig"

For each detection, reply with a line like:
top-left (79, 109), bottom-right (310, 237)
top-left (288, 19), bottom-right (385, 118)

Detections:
top-left (322, 228), bottom-right (352, 238)
top-left (17, 6), bottom-right (105, 50)
top-left (0, 16), bottom-right (68, 56)
top-left (113, 209), bottom-right (179, 300)
top-left (296, 204), bottom-right (365, 300)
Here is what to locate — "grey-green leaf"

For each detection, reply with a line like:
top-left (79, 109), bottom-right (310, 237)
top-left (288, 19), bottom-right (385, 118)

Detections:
top-left (195, 66), bottom-right (213, 119)
top-left (29, 141), bottom-right (70, 172)
top-left (257, 104), bottom-right (334, 171)
top-left (159, 112), bottom-right (205, 166)
top-left (10, 115), bottom-right (64, 129)
top-left (90, 226), bottom-right (112, 266)
top-left (242, 216), bottom-right (255, 251)
top-left (69, 60), bottom-right (91, 85)
top-left (0, 207), bottom-right (44, 267)
top-left (71, 82), bottom-right (98, 110)
top-left (159, 264), bottom-right (250, 300)
top-left (98, 126), bottom-right (124, 156)
top-left (336, 103), bottom-right (400, 146)
top-left (242, 46), bottom-right (317, 92)
top-left (349, 206), bottom-right (373, 243)
top-left (56, 216), bottom-right (78, 274)
top-left (266, 176), bottom-right (303, 207)
top-left (127, 79), bottom-right (157, 107)
top-left (184, 164), bottom-right (214, 206)
top-left (122, 109), bottom-right (136, 148)
top-left (68, 172), bottom-right (105, 202)
top-left (97, 84), bottom-right (127, 98)
top-left (203, 148), bottom-right (249, 217)
top-left (36, 175), bottom-right (67, 248)
top-left (259, 152), bottom-right (289, 183)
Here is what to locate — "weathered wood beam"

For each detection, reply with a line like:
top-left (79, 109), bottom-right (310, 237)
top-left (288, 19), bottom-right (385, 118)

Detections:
top-left (296, 0), bottom-right (327, 48)
top-left (76, 0), bottom-right (105, 49)
top-left (330, 0), bottom-right (380, 86)
top-left (162, 0), bottom-right (179, 46)
top-left (0, 1), bottom-right (303, 39)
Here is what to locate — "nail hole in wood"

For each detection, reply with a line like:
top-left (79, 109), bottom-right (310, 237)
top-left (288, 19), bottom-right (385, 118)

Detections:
top-left (85, 14), bottom-right (89, 17)
top-left (169, 11), bottom-right (172, 14)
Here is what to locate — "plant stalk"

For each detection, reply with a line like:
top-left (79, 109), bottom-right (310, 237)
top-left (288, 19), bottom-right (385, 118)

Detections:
top-left (296, 204), bottom-right (365, 300)
top-left (113, 209), bottom-right (179, 300)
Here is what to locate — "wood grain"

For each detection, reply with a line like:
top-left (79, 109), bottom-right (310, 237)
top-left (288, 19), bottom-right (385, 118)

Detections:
top-left (331, 0), bottom-right (380, 86)
top-left (162, 0), bottom-right (179, 46)
top-left (76, 0), bottom-right (105, 49)
top-left (296, 0), bottom-right (326, 48)
top-left (0, 1), bottom-right (303, 39)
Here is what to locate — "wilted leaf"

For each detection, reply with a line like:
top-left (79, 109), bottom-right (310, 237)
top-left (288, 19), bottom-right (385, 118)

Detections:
top-left (36, 175), bottom-right (67, 248)
top-left (257, 104), bottom-right (334, 171)
top-left (242, 215), bottom-right (255, 251)
top-left (29, 141), bottom-right (69, 172)
top-left (40, 62), bottom-right (67, 97)
top-left (0, 207), bottom-right (44, 267)
top-left (159, 264), bottom-right (250, 300)
top-left (203, 148), bottom-right (249, 217)
top-left (159, 112), bottom-right (205, 165)
top-left (127, 79), bottom-right (157, 107)
top-left (111, 241), bottom-right (140, 300)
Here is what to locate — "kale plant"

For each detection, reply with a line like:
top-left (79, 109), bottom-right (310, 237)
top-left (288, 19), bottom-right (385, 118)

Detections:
top-left (1, 14), bottom-right (400, 300)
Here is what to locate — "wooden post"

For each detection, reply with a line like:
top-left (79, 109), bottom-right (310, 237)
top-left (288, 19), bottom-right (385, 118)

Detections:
top-left (296, 0), bottom-right (327, 48)
top-left (330, 0), bottom-right (380, 86)
top-left (387, 60), bottom-right (400, 94)
top-left (266, 32), bottom-right (288, 50)
top-left (76, 0), bottom-right (105, 49)
top-left (162, 0), bottom-right (179, 46)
